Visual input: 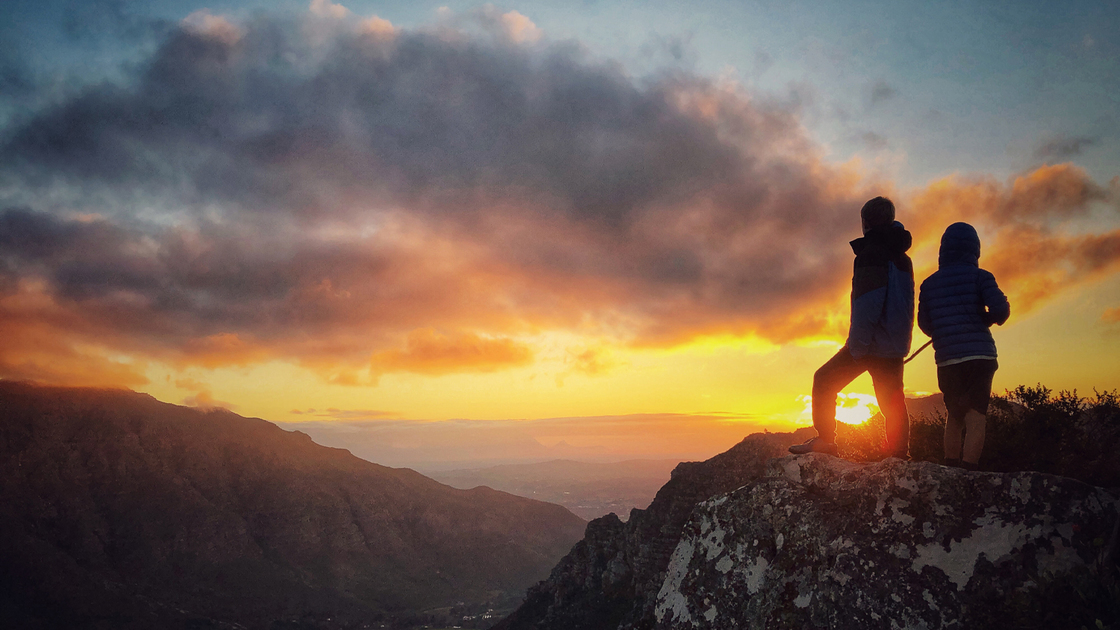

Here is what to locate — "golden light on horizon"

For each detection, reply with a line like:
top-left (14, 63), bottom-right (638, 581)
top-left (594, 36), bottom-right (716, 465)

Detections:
top-left (798, 393), bottom-right (879, 426)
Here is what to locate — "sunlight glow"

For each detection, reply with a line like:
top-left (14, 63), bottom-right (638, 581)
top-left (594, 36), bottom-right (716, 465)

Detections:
top-left (797, 393), bottom-right (880, 425)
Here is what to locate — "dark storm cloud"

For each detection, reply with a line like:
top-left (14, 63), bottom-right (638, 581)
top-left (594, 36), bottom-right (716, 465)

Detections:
top-left (2, 16), bottom-right (747, 227)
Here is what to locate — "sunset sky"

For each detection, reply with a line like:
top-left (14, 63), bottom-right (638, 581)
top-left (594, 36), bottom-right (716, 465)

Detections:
top-left (2, 0), bottom-right (1118, 466)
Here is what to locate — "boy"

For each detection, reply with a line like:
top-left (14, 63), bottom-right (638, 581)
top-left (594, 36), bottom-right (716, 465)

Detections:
top-left (917, 222), bottom-right (1010, 470)
top-left (790, 196), bottom-right (915, 459)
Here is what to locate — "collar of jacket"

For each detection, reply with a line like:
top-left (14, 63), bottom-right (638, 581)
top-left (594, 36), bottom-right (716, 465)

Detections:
top-left (849, 221), bottom-right (912, 256)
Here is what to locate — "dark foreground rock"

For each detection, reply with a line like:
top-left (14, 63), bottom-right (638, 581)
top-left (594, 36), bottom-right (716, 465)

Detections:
top-left (655, 454), bottom-right (1120, 629)
top-left (0, 381), bottom-right (586, 629)
top-left (494, 428), bottom-right (815, 630)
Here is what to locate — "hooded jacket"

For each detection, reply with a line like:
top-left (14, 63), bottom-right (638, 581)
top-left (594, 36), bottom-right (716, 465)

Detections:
top-left (917, 222), bottom-right (1010, 365)
top-left (847, 221), bottom-right (915, 359)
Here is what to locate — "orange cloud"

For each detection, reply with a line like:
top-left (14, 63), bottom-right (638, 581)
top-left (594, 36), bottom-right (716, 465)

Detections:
top-left (0, 284), bottom-right (149, 388)
top-left (371, 328), bottom-right (534, 376)
top-left (180, 333), bottom-right (271, 368)
top-left (907, 163), bottom-right (1119, 315)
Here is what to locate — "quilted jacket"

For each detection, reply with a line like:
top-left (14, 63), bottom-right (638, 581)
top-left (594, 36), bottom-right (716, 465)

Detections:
top-left (917, 222), bottom-right (1010, 365)
top-left (847, 221), bottom-right (915, 359)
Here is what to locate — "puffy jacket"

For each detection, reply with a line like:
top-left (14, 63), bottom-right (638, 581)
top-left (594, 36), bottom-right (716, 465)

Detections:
top-left (847, 221), bottom-right (915, 359)
top-left (917, 222), bottom-right (1010, 365)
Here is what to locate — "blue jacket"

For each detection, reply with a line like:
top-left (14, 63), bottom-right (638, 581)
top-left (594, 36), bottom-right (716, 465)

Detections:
top-left (917, 222), bottom-right (1010, 365)
top-left (847, 221), bottom-right (915, 359)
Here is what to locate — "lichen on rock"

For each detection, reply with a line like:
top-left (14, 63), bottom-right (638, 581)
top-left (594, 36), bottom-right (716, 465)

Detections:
top-left (654, 455), bottom-right (1120, 630)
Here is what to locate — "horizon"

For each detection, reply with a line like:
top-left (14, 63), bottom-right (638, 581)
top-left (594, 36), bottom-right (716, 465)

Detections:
top-left (1, 0), bottom-right (1118, 462)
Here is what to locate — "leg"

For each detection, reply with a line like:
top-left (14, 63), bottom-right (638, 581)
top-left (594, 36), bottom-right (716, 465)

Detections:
top-left (937, 362), bottom-right (968, 464)
top-left (943, 408), bottom-right (965, 461)
top-left (868, 356), bottom-right (908, 457)
top-left (962, 409), bottom-right (986, 464)
top-left (811, 347), bottom-right (866, 443)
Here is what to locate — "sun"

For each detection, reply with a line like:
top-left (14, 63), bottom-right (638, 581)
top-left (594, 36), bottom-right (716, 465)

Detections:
top-left (797, 393), bottom-right (880, 425)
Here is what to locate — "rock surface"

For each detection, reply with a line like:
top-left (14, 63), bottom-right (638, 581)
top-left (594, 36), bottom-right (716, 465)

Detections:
top-left (655, 454), bottom-right (1119, 629)
top-left (494, 428), bottom-right (814, 630)
top-left (0, 381), bottom-right (587, 629)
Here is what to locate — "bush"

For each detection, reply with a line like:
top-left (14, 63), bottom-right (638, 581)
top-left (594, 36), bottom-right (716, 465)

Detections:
top-left (834, 385), bottom-right (1120, 489)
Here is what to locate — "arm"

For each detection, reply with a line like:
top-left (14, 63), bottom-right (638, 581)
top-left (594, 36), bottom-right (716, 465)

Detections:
top-left (979, 269), bottom-right (1009, 326)
top-left (917, 278), bottom-right (932, 337)
top-left (847, 255), bottom-right (888, 359)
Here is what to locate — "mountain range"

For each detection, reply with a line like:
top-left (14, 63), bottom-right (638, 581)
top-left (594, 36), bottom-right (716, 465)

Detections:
top-left (0, 381), bottom-right (586, 629)
top-left (429, 459), bottom-right (679, 521)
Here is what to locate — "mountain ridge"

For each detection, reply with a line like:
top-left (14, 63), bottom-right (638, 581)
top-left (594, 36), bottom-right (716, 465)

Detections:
top-left (0, 380), bottom-right (587, 629)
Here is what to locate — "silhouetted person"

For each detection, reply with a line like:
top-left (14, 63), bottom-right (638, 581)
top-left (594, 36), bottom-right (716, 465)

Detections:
top-left (917, 222), bottom-right (1009, 470)
top-left (790, 197), bottom-right (915, 458)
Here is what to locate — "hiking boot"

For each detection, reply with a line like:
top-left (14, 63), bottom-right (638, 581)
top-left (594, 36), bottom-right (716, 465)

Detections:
top-left (788, 437), bottom-right (838, 456)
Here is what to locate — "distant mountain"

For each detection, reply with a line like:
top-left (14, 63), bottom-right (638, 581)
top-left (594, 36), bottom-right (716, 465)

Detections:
top-left (428, 459), bottom-right (680, 521)
top-left (905, 392), bottom-right (946, 419)
top-left (0, 381), bottom-right (587, 629)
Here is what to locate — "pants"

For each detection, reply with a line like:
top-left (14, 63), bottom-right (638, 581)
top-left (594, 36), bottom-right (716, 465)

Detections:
top-left (938, 358), bottom-right (998, 417)
top-left (813, 347), bottom-right (909, 456)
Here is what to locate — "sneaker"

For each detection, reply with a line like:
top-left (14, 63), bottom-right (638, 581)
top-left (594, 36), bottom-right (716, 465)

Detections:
top-left (788, 437), bottom-right (838, 456)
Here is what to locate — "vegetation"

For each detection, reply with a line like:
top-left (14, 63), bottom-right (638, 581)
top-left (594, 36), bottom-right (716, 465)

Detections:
top-left (837, 384), bottom-right (1120, 489)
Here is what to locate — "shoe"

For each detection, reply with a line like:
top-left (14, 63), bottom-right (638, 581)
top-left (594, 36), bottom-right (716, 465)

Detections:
top-left (941, 458), bottom-right (962, 468)
top-left (788, 437), bottom-right (838, 456)
top-left (885, 452), bottom-right (911, 462)
top-left (960, 461), bottom-right (980, 471)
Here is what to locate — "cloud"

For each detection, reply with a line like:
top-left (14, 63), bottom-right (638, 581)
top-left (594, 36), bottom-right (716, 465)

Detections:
top-left (0, 7), bottom-right (1116, 388)
top-left (907, 163), bottom-right (1119, 314)
top-left (309, 0), bottom-right (351, 19)
top-left (179, 382), bottom-right (237, 409)
top-left (371, 328), bottom-right (534, 376)
top-left (1033, 134), bottom-right (1098, 161)
top-left (868, 80), bottom-right (896, 107)
top-left (293, 407), bottom-right (399, 419)
top-left (1103, 307), bottom-right (1120, 325)
top-left (859, 131), bottom-right (889, 150)
top-left (555, 345), bottom-right (623, 386)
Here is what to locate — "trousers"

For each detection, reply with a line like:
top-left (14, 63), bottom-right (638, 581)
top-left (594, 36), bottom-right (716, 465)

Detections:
top-left (812, 347), bottom-right (909, 456)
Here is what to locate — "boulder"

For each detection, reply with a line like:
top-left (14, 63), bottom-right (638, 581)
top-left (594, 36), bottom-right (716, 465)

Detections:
top-left (494, 429), bottom-right (815, 630)
top-left (655, 454), bottom-right (1120, 630)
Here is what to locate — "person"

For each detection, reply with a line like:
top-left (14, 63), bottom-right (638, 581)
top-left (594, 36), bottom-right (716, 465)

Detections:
top-left (917, 222), bottom-right (1009, 470)
top-left (790, 197), bottom-right (915, 458)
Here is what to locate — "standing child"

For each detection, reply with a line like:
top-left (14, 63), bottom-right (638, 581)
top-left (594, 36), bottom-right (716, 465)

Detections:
top-left (917, 222), bottom-right (1010, 470)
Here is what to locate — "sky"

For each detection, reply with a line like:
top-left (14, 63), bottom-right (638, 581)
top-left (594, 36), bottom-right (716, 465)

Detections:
top-left (1, 0), bottom-right (1118, 466)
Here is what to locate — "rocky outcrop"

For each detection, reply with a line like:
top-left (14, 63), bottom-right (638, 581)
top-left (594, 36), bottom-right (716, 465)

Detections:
top-left (0, 381), bottom-right (587, 629)
top-left (656, 454), bottom-right (1120, 629)
top-left (495, 428), bottom-right (815, 630)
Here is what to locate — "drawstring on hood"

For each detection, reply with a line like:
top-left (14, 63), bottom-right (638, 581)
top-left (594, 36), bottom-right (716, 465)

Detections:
top-left (939, 222), bottom-right (980, 267)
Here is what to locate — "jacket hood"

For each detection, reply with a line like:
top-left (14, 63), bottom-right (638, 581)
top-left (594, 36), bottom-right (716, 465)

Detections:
top-left (851, 221), bottom-right (912, 255)
top-left (939, 222), bottom-right (981, 267)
